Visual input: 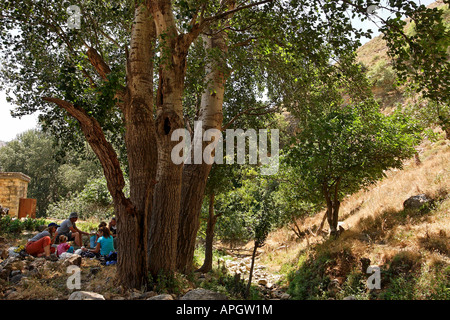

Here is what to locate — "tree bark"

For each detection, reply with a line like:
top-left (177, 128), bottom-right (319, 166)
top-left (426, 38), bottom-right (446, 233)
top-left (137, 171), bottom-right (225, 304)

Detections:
top-left (197, 193), bottom-right (221, 273)
top-left (119, 3), bottom-right (157, 289)
top-left (147, 0), bottom-right (192, 277)
top-left (176, 21), bottom-right (230, 274)
top-left (245, 242), bottom-right (259, 299)
top-left (323, 179), bottom-right (341, 238)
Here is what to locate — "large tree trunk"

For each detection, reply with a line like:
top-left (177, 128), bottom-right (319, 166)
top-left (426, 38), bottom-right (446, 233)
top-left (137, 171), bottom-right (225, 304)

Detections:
top-left (119, 4), bottom-right (157, 289)
top-left (147, 0), bottom-right (191, 277)
top-left (42, 96), bottom-right (147, 288)
top-left (176, 22), bottom-right (230, 274)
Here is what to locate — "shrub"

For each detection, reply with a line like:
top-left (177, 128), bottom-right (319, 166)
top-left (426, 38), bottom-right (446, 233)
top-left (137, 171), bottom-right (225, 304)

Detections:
top-left (0, 216), bottom-right (49, 234)
top-left (287, 252), bottom-right (332, 300)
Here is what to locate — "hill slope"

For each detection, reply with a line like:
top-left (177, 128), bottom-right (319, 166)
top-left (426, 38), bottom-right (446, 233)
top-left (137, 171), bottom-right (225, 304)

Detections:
top-left (256, 132), bottom-right (449, 299)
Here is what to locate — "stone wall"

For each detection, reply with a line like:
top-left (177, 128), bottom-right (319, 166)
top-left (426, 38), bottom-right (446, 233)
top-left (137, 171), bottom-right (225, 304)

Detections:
top-left (0, 172), bottom-right (31, 218)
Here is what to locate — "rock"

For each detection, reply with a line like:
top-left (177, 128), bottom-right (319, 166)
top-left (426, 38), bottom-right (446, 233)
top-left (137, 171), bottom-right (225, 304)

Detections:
top-left (10, 270), bottom-right (21, 277)
top-left (181, 288), bottom-right (228, 300)
top-left (141, 291), bottom-right (158, 299)
top-left (28, 258), bottom-right (46, 271)
top-left (280, 293), bottom-right (290, 300)
top-left (403, 194), bottom-right (432, 210)
top-left (129, 292), bottom-right (142, 300)
top-left (61, 254), bottom-right (82, 268)
top-left (147, 294), bottom-right (174, 300)
top-left (68, 291), bottom-right (105, 300)
top-left (10, 273), bottom-right (24, 284)
top-left (257, 279), bottom-right (268, 286)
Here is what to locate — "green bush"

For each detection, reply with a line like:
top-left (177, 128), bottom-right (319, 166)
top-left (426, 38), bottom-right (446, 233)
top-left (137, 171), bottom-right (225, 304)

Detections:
top-left (287, 252), bottom-right (332, 300)
top-left (380, 264), bottom-right (450, 300)
top-left (367, 59), bottom-right (398, 92)
top-left (0, 216), bottom-right (49, 235)
top-left (46, 177), bottom-right (118, 221)
top-left (46, 193), bottom-right (114, 221)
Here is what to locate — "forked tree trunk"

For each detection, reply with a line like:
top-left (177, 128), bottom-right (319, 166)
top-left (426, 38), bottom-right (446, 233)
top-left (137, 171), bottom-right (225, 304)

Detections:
top-left (44, 0), bottom-right (237, 288)
top-left (323, 178), bottom-right (341, 238)
top-left (176, 20), bottom-right (230, 274)
top-left (147, 0), bottom-right (193, 277)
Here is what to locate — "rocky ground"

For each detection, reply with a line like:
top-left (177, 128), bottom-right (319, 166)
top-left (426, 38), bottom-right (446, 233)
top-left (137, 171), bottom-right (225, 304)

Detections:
top-left (0, 233), bottom-right (290, 300)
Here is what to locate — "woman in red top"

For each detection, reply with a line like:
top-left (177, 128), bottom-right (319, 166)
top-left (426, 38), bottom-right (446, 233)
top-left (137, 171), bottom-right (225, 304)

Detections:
top-left (25, 222), bottom-right (58, 257)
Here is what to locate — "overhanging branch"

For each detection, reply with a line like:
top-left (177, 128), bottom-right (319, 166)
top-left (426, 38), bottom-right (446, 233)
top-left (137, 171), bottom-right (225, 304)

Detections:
top-left (42, 96), bottom-right (135, 215)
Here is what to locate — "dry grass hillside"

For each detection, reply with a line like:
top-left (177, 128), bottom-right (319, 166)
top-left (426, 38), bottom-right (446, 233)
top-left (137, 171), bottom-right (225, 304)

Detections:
top-left (255, 132), bottom-right (449, 299)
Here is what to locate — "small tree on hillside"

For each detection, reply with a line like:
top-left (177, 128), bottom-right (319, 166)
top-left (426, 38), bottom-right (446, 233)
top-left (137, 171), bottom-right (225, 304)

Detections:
top-left (286, 101), bottom-right (422, 238)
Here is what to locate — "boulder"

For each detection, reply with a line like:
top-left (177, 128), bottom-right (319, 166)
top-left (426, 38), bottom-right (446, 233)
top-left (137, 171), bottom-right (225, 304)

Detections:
top-left (280, 293), bottom-right (290, 300)
top-left (141, 291), bottom-right (158, 299)
top-left (403, 194), bottom-right (432, 210)
top-left (10, 273), bottom-right (24, 285)
top-left (68, 291), bottom-right (105, 300)
top-left (181, 288), bottom-right (228, 300)
top-left (60, 254), bottom-right (82, 268)
top-left (147, 294), bottom-right (174, 300)
top-left (257, 279), bottom-right (268, 286)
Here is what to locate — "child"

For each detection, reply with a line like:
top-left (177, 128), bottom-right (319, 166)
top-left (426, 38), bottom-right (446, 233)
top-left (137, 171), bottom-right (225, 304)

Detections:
top-left (89, 229), bottom-right (98, 249)
top-left (109, 217), bottom-right (117, 237)
top-left (57, 235), bottom-right (74, 256)
top-left (89, 222), bottom-right (107, 249)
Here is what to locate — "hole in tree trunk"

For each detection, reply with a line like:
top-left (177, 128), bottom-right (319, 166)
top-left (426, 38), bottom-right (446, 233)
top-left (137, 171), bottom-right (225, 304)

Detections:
top-left (164, 117), bottom-right (171, 135)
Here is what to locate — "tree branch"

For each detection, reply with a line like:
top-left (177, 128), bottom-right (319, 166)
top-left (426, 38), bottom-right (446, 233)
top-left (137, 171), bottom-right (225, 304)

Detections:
top-left (222, 104), bottom-right (275, 131)
top-left (87, 47), bottom-right (112, 80)
top-left (203, 0), bottom-right (273, 23)
top-left (42, 97), bottom-right (135, 215)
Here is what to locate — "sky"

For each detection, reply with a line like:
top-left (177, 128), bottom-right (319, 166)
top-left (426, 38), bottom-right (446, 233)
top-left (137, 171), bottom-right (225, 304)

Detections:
top-left (0, 0), bottom-right (438, 142)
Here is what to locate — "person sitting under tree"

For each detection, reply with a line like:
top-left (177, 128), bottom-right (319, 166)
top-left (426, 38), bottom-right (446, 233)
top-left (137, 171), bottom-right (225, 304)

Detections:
top-left (25, 222), bottom-right (59, 258)
top-left (56, 212), bottom-right (91, 247)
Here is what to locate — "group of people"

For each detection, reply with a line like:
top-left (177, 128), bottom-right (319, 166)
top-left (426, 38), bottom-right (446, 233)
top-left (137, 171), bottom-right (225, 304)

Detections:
top-left (24, 212), bottom-right (118, 261)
